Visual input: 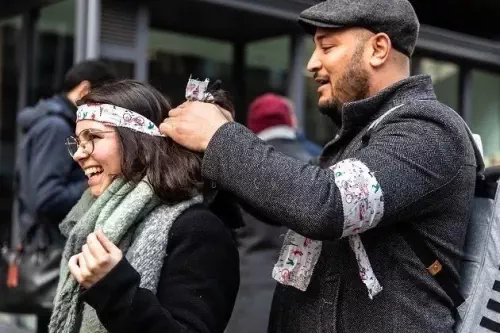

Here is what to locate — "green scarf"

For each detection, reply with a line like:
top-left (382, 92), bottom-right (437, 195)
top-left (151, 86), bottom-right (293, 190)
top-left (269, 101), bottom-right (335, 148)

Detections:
top-left (48, 179), bottom-right (202, 333)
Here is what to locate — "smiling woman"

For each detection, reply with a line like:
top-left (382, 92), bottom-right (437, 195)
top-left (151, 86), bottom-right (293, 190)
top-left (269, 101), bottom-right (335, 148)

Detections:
top-left (71, 81), bottom-right (204, 203)
top-left (66, 127), bottom-right (120, 197)
top-left (50, 79), bottom-right (240, 333)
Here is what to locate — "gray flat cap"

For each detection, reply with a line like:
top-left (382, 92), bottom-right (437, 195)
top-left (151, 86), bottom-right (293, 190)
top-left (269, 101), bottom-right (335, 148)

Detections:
top-left (298, 0), bottom-right (420, 57)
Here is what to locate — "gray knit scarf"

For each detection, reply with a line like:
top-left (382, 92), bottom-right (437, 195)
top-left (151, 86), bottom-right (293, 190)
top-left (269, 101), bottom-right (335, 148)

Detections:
top-left (48, 179), bottom-right (202, 333)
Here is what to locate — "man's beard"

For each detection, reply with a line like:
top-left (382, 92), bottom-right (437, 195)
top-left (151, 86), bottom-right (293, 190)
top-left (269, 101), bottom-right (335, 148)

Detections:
top-left (318, 48), bottom-right (370, 127)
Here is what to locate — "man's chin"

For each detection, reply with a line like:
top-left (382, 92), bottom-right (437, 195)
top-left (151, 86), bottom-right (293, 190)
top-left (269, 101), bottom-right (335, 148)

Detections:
top-left (318, 100), bottom-right (337, 116)
top-left (318, 104), bottom-right (331, 116)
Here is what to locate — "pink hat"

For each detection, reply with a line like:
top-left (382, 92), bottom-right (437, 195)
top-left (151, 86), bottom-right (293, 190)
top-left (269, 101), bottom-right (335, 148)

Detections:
top-left (247, 93), bottom-right (293, 134)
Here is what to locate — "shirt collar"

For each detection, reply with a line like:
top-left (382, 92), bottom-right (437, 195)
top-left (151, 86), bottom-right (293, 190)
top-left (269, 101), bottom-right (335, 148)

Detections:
top-left (257, 126), bottom-right (297, 141)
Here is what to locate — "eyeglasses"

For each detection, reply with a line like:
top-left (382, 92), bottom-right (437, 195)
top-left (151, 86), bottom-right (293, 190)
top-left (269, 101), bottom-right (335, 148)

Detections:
top-left (65, 129), bottom-right (115, 157)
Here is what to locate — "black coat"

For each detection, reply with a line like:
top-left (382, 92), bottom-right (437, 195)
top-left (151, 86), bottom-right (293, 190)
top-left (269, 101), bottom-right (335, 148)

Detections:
top-left (201, 75), bottom-right (476, 333)
top-left (81, 205), bottom-right (240, 333)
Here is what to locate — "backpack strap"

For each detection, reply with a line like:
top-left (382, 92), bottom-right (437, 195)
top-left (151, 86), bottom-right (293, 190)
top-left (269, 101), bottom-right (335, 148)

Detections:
top-left (461, 120), bottom-right (485, 174)
top-left (400, 110), bottom-right (486, 309)
top-left (366, 102), bottom-right (481, 309)
top-left (366, 104), bottom-right (404, 134)
top-left (399, 113), bottom-right (486, 309)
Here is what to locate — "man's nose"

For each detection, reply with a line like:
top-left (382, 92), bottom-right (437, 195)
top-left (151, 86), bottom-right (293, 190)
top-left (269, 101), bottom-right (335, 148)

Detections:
top-left (307, 50), bottom-right (322, 73)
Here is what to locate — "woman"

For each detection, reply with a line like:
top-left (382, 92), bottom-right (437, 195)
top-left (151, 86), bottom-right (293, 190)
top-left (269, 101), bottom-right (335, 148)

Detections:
top-left (48, 80), bottom-right (239, 333)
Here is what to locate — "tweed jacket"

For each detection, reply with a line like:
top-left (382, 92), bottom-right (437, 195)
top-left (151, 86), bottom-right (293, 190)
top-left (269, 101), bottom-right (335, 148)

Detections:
top-left (202, 75), bottom-right (476, 333)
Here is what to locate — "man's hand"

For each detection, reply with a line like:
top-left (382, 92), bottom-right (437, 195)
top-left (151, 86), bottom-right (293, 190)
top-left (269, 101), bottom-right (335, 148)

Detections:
top-left (159, 101), bottom-right (232, 152)
top-left (68, 231), bottom-right (123, 289)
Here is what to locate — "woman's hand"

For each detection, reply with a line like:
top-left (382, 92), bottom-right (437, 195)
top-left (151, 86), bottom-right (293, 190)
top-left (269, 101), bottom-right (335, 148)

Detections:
top-left (68, 230), bottom-right (123, 289)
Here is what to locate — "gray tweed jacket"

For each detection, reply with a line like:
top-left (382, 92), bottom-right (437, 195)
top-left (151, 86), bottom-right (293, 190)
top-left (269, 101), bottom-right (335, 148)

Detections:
top-left (202, 75), bottom-right (476, 333)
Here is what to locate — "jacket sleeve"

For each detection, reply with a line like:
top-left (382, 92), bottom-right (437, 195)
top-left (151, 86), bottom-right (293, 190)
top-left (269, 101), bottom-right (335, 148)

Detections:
top-left (81, 208), bottom-right (239, 333)
top-left (30, 117), bottom-right (86, 221)
top-left (201, 116), bottom-right (474, 240)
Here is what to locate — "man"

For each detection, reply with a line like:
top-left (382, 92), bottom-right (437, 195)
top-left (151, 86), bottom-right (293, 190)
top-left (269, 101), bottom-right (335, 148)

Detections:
top-left (226, 93), bottom-right (311, 333)
top-left (17, 59), bottom-right (116, 243)
top-left (160, 0), bottom-right (476, 332)
top-left (15, 60), bottom-right (115, 333)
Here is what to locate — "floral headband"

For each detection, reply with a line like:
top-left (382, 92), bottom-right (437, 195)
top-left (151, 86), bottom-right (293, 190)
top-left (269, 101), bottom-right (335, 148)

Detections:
top-left (76, 103), bottom-right (163, 136)
top-left (185, 75), bottom-right (215, 102)
top-left (76, 75), bottom-right (217, 136)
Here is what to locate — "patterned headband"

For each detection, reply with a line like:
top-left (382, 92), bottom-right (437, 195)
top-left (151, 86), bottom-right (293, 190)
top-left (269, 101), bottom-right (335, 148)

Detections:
top-left (76, 103), bottom-right (163, 136)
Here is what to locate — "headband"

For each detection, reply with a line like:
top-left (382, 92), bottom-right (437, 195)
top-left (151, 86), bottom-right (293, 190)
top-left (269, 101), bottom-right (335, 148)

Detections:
top-left (76, 75), bottom-right (217, 136)
top-left (185, 75), bottom-right (215, 102)
top-left (76, 103), bottom-right (163, 136)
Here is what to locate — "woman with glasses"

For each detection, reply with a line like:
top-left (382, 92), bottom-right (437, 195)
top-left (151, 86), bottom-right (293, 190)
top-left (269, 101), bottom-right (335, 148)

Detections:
top-left (48, 80), bottom-right (239, 333)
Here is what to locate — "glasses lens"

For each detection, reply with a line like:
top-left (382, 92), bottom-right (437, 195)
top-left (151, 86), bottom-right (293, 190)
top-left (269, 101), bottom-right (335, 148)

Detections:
top-left (65, 137), bottom-right (79, 156)
top-left (83, 140), bottom-right (94, 155)
top-left (79, 129), bottom-right (92, 142)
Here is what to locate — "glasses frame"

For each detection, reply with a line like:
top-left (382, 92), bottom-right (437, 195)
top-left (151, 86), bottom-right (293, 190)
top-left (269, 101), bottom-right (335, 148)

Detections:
top-left (65, 129), bottom-right (115, 157)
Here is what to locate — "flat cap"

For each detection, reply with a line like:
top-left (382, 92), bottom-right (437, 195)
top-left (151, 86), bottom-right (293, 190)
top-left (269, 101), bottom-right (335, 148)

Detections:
top-left (298, 0), bottom-right (420, 57)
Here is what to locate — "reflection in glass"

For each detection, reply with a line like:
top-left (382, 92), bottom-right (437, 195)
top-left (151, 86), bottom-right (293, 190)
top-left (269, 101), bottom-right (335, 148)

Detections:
top-left (471, 71), bottom-right (500, 167)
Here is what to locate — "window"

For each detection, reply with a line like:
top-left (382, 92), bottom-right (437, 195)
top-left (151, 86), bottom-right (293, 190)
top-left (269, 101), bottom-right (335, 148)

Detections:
top-left (419, 58), bottom-right (460, 112)
top-left (148, 29), bottom-right (233, 106)
top-left (0, 16), bottom-right (21, 244)
top-left (33, 0), bottom-right (76, 102)
top-left (470, 70), bottom-right (500, 167)
top-left (244, 36), bottom-right (290, 124)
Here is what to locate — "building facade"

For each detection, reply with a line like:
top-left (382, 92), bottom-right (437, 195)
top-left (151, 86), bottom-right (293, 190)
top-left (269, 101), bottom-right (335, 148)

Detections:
top-left (1, 0), bottom-right (500, 242)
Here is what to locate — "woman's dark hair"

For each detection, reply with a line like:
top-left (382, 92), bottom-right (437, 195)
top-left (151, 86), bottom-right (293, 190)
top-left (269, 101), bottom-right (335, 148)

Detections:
top-left (78, 79), bottom-right (233, 204)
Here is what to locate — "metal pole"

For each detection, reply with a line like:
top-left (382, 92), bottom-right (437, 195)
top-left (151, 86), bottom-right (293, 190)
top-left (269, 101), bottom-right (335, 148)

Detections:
top-left (75, 0), bottom-right (88, 63)
top-left (232, 42), bottom-right (246, 124)
top-left (17, 10), bottom-right (38, 113)
top-left (135, 5), bottom-right (150, 82)
top-left (287, 34), bottom-right (307, 131)
top-left (86, 0), bottom-right (101, 59)
top-left (459, 67), bottom-right (473, 124)
top-left (11, 10), bottom-right (38, 247)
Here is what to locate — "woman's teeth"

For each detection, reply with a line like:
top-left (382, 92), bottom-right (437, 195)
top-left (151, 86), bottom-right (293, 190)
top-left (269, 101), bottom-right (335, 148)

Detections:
top-left (84, 166), bottom-right (104, 178)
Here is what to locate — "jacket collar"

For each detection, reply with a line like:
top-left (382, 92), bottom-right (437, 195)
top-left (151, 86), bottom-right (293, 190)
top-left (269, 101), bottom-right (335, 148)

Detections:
top-left (336, 74), bottom-right (437, 135)
top-left (54, 94), bottom-right (78, 123)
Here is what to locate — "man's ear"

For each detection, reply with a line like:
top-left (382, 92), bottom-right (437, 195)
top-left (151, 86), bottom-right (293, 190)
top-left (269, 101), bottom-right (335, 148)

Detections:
top-left (77, 80), bottom-right (91, 100)
top-left (369, 33), bottom-right (392, 68)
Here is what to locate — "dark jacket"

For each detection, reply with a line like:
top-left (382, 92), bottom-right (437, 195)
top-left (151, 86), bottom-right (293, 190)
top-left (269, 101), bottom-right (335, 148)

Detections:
top-left (225, 128), bottom-right (312, 333)
top-left (81, 205), bottom-right (240, 333)
top-left (16, 95), bottom-right (86, 244)
top-left (296, 132), bottom-right (323, 157)
top-left (201, 75), bottom-right (476, 333)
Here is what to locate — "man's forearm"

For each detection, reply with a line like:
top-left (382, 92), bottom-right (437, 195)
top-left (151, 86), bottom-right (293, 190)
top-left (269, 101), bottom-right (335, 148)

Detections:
top-left (202, 122), bottom-right (344, 240)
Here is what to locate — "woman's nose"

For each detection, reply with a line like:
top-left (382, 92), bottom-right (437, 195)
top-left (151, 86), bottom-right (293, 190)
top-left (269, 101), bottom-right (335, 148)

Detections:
top-left (72, 145), bottom-right (88, 162)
